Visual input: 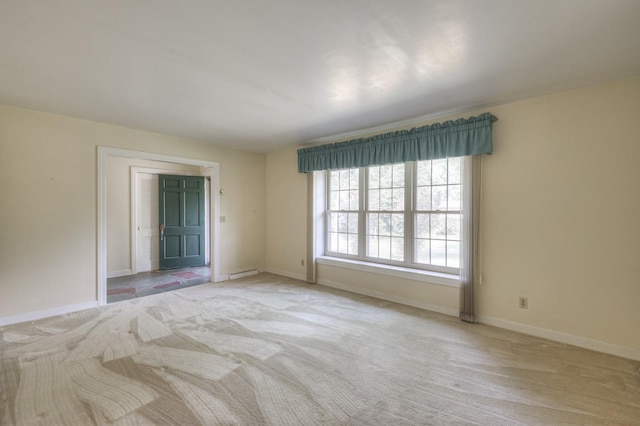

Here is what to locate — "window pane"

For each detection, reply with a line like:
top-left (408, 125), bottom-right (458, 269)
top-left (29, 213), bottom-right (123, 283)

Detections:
top-left (329, 168), bottom-right (358, 213)
top-left (380, 165), bottom-right (392, 187)
top-left (338, 233), bottom-right (348, 253)
top-left (379, 213), bottom-right (391, 236)
top-left (330, 192), bottom-right (339, 210)
top-left (369, 167), bottom-right (380, 189)
top-left (348, 213), bottom-right (358, 233)
top-left (367, 213), bottom-right (379, 235)
top-left (368, 235), bottom-right (379, 257)
top-left (432, 159), bottom-right (448, 185)
top-left (447, 214), bottom-right (461, 240)
top-left (447, 241), bottom-right (460, 268)
top-left (329, 212), bottom-right (338, 232)
top-left (350, 189), bottom-right (359, 210)
top-left (432, 186), bottom-right (447, 210)
top-left (378, 236), bottom-right (391, 259)
top-left (330, 233), bottom-right (338, 252)
top-left (350, 169), bottom-right (359, 188)
top-left (417, 161), bottom-right (431, 186)
top-left (416, 186), bottom-right (431, 211)
top-left (392, 188), bottom-right (404, 210)
top-left (431, 214), bottom-right (446, 238)
top-left (448, 157), bottom-right (461, 184)
top-left (348, 234), bottom-right (358, 255)
top-left (431, 240), bottom-right (446, 266)
top-left (337, 212), bottom-right (348, 233)
top-left (330, 171), bottom-right (339, 190)
top-left (448, 185), bottom-right (461, 210)
top-left (391, 214), bottom-right (404, 237)
top-left (379, 189), bottom-right (392, 210)
top-left (391, 237), bottom-right (404, 261)
top-left (415, 239), bottom-right (430, 264)
top-left (415, 214), bottom-right (430, 238)
top-left (392, 163), bottom-right (405, 187)
top-left (339, 191), bottom-right (350, 210)
top-left (368, 189), bottom-right (379, 210)
top-left (339, 170), bottom-right (351, 190)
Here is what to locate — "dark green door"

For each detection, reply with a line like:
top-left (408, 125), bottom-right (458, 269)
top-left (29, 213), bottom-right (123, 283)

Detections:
top-left (159, 175), bottom-right (206, 269)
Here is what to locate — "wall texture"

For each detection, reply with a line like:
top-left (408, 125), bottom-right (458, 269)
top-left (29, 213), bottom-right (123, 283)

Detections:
top-left (264, 77), bottom-right (640, 358)
top-left (0, 105), bottom-right (265, 317)
top-left (265, 148), bottom-right (308, 279)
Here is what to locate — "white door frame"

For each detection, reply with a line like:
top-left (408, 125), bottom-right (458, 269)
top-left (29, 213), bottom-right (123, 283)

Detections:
top-left (98, 146), bottom-right (222, 306)
top-left (130, 167), bottom-right (209, 275)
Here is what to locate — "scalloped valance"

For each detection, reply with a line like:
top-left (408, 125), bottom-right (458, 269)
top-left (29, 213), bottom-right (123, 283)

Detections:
top-left (297, 112), bottom-right (498, 173)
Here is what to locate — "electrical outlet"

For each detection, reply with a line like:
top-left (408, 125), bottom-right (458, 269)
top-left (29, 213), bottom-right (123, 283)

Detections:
top-left (220, 216), bottom-right (226, 223)
top-left (518, 296), bottom-right (528, 309)
top-left (300, 259), bottom-right (304, 267)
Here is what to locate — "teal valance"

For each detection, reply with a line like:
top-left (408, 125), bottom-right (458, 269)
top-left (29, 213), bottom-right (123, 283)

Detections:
top-left (297, 112), bottom-right (497, 173)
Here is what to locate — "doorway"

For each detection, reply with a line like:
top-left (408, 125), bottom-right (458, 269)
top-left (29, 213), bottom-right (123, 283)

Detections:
top-left (106, 266), bottom-right (211, 303)
top-left (97, 147), bottom-right (221, 306)
top-left (130, 168), bottom-right (211, 275)
top-left (158, 174), bottom-right (206, 269)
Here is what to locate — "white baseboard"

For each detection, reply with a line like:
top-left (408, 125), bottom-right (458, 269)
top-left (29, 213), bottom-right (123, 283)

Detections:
top-left (229, 269), bottom-right (259, 280)
top-left (0, 301), bottom-right (99, 327)
top-left (264, 267), bottom-right (307, 282)
top-left (478, 315), bottom-right (640, 362)
top-left (316, 278), bottom-right (459, 317)
top-left (107, 269), bottom-right (132, 279)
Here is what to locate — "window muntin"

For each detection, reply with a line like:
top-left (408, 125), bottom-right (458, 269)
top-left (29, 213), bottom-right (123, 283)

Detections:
top-left (327, 169), bottom-right (359, 255)
top-left (366, 163), bottom-right (405, 262)
top-left (414, 158), bottom-right (462, 269)
top-left (325, 157), bottom-right (464, 273)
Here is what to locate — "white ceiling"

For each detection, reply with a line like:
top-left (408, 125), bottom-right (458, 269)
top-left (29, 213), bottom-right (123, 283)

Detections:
top-left (1, 1), bottom-right (639, 153)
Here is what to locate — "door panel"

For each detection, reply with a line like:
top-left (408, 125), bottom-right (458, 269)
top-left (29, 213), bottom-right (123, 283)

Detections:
top-left (159, 175), bottom-right (206, 269)
top-left (136, 173), bottom-right (159, 272)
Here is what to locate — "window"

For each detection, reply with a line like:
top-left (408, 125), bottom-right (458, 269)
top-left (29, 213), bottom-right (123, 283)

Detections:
top-left (326, 157), bottom-right (465, 274)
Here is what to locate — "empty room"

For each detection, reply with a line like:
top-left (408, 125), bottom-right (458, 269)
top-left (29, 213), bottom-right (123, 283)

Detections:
top-left (1, 1), bottom-right (639, 424)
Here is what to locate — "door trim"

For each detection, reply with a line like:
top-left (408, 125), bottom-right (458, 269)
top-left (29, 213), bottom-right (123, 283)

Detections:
top-left (130, 167), bottom-right (202, 275)
top-left (98, 146), bottom-right (222, 306)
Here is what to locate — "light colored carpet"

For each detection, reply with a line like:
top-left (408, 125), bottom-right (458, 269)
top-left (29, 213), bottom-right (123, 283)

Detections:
top-left (1, 273), bottom-right (638, 425)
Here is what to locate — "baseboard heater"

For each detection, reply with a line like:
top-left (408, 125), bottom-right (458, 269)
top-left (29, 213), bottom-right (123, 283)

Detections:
top-left (229, 269), bottom-right (259, 280)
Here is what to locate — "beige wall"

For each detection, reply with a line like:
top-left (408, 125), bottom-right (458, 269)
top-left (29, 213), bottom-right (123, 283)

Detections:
top-left (265, 148), bottom-right (308, 279)
top-left (0, 105), bottom-right (265, 317)
top-left (264, 76), bottom-right (640, 356)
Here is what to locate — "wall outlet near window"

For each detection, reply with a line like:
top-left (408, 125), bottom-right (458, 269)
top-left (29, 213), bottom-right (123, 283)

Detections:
top-left (518, 296), bottom-right (528, 309)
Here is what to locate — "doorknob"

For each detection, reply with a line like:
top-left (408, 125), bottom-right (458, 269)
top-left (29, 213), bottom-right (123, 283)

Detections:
top-left (160, 224), bottom-right (165, 240)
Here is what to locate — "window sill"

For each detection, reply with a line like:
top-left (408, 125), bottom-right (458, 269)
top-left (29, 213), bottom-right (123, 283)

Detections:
top-left (316, 256), bottom-right (460, 288)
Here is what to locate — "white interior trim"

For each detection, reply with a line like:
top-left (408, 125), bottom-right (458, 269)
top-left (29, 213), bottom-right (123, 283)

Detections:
top-left (317, 256), bottom-right (460, 288)
top-left (229, 269), bottom-right (259, 280)
top-left (130, 167), bottom-right (204, 276)
top-left (0, 301), bottom-right (98, 327)
top-left (98, 146), bottom-right (221, 306)
top-left (478, 315), bottom-right (640, 362)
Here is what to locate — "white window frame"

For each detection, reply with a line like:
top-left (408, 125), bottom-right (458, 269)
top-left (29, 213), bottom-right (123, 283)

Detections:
top-left (324, 157), bottom-right (468, 276)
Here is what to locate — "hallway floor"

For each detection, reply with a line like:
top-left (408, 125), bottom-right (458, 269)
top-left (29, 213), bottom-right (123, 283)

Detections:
top-left (107, 266), bottom-right (211, 303)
